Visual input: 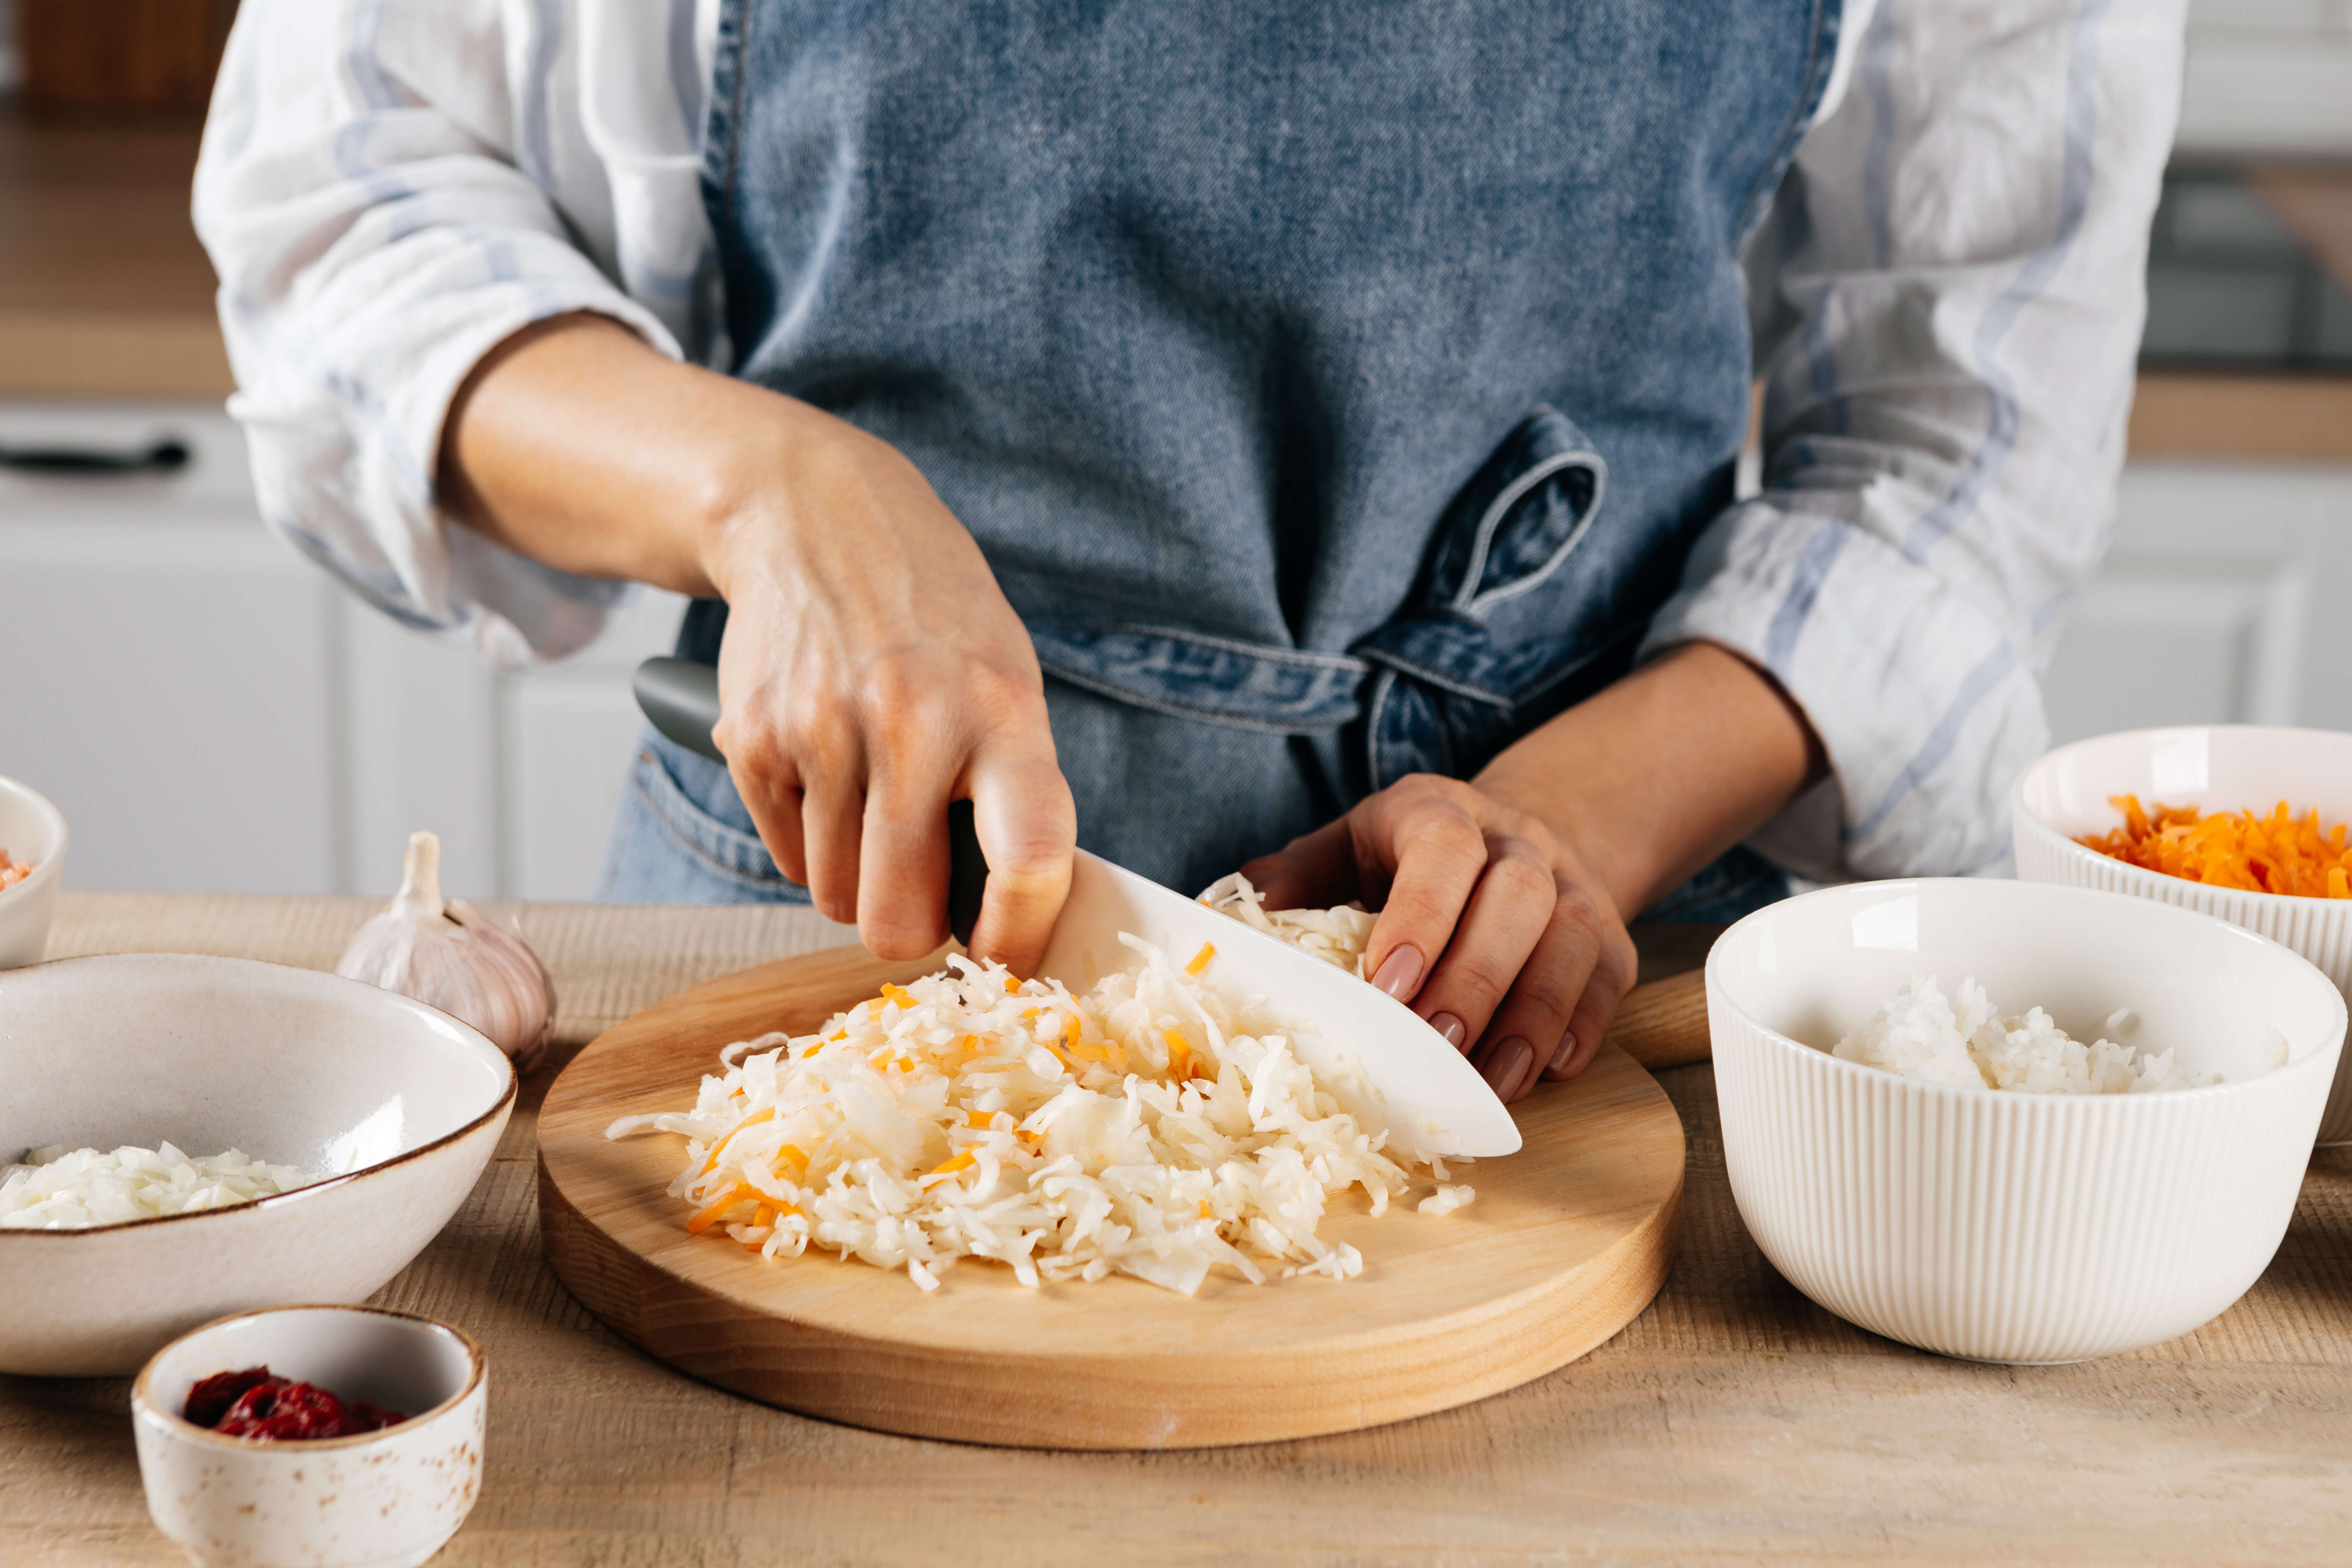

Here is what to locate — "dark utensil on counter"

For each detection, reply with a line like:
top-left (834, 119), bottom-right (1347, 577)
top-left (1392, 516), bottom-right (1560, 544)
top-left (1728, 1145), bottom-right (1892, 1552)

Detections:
top-left (0, 437), bottom-right (190, 475)
top-left (632, 657), bottom-right (989, 946)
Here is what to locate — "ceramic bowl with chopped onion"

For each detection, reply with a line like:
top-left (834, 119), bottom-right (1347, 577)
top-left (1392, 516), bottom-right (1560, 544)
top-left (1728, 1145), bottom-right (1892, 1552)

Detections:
top-left (1707, 877), bottom-right (2342, 1363)
top-left (0, 954), bottom-right (514, 1376)
top-left (2014, 724), bottom-right (2352, 1143)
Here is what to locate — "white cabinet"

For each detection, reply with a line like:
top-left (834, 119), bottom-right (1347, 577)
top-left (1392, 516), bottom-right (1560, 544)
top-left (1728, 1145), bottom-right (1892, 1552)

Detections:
top-left (8, 398), bottom-right (2349, 900)
top-left (2041, 464), bottom-right (2352, 745)
top-left (0, 400), bottom-right (684, 901)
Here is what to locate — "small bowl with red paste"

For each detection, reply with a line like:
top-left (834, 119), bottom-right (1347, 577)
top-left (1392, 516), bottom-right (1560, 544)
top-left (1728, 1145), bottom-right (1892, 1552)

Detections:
top-left (133, 1305), bottom-right (485, 1568)
top-left (182, 1364), bottom-right (410, 1441)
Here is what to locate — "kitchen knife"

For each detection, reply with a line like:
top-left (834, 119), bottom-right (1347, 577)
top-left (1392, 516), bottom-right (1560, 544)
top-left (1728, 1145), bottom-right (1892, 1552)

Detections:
top-left (633, 655), bottom-right (1521, 1158)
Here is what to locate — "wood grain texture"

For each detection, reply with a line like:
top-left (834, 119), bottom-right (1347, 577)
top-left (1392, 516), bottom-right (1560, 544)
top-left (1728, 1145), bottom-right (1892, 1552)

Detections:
top-left (0, 105), bottom-right (232, 398)
top-left (2128, 372), bottom-right (2352, 463)
top-left (16, 895), bottom-right (2352, 1565)
top-left (539, 943), bottom-right (1684, 1448)
top-left (1602, 968), bottom-right (1711, 1071)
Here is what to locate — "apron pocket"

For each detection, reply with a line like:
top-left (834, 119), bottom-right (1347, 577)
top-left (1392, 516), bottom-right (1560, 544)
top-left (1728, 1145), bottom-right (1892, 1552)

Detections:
top-left (599, 729), bottom-right (810, 903)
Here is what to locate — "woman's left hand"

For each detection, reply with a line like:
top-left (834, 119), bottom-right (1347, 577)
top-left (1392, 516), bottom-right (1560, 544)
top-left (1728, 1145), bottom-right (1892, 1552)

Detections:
top-left (1238, 773), bottom-right (1638, 1103)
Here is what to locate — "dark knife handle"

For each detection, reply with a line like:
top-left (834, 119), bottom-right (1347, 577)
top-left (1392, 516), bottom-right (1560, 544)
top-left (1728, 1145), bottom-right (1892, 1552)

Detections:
top-left (632, 657), bottom-right (989, 947)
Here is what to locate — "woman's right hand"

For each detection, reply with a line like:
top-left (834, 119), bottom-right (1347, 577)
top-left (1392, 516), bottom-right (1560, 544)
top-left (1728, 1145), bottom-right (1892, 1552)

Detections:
top-left (702, 416), bottom-right (1075, 969)
top-left (439, 313), bottom-right (1075, 971)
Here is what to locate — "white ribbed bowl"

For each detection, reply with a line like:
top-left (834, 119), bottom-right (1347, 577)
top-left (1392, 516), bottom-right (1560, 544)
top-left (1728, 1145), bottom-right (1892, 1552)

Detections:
top-left (2014, 724), bottom-right (2352, 1145)
top-left (1708, 879), bottom-right (2342, 1363)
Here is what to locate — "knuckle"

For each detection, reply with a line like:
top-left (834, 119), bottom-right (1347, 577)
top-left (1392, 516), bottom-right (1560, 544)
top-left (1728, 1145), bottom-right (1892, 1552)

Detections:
top-left (1512, 965), bottom-right (1582, 1023)
top-left (961, 660), bottom-right (1047, 732)
top-left (1441, 950), bottom-right (1520, 1002)
top-left (1485, 850), bottom-right (1558, 908)
top-left (1405, 808), bottom-right (1486, 864)
top-left (1549, 885), bottom-right (1608, 944)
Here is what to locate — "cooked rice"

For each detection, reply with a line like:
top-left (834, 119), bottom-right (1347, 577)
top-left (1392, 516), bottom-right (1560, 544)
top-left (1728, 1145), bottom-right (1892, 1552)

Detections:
top-left (1, 1143), bottom-right (316, 1229)
top-left (608, 932), bottom-right (1473, 1295)
top-left (1833, 975), bottom-right (2215, 1094)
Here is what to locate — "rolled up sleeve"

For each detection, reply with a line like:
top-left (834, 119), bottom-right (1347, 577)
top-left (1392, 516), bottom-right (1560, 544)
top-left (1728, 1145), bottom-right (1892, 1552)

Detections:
top-left (1639, 0), bottom-right (2183, 880)
top-left (193, 0), bottom-right (708, 664)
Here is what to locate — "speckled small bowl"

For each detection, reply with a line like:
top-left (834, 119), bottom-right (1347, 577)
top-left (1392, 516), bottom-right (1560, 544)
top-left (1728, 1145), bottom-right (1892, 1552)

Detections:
top-left (132, 1306), bottom-right (486, 1568)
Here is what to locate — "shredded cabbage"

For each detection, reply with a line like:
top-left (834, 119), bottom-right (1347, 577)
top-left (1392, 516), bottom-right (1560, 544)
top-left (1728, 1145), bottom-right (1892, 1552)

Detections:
top-left (1, 1143), bottom-right (316, 1229)
top-left (1199, 873), bottom-right (1377, 977)
top-left (608, 932), bottom-right (1472, 1295)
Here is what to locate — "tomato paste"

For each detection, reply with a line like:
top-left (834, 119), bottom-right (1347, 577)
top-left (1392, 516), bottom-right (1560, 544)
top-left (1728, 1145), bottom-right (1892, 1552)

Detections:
top-left (183, 1366), bottom-right (408, 1440)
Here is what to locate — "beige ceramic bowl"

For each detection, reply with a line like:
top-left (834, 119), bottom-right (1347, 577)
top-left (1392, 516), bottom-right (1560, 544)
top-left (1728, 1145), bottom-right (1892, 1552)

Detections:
top-left (0, 772), bottom-right (67, 968)
top-left (1709, 878), bottom-right (2343, 1363)
top-left (134, 1305), bottom-right (486, 1568)
top-left (2014, 724), bottom-right (2352, 1144)
top-left (0, 955), bottom-right (514, 1375)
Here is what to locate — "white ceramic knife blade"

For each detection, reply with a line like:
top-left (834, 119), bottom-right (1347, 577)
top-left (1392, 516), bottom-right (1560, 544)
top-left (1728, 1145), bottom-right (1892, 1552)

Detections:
top-left (1035, 850), bottom-right (1523, 1160)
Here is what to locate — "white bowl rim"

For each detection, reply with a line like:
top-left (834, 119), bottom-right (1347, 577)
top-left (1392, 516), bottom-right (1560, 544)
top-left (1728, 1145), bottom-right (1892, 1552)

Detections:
top-left (0, 772), bottom-right (67, 910)
top-left (2014, 724), bottom-right (2352, 914)
top-left (131, 1303), bottom-right (485, 1452)
top-left (0, 952), bottom-right (517, 1243)
top-left (1705, 877), bottom-right (2349, 1107)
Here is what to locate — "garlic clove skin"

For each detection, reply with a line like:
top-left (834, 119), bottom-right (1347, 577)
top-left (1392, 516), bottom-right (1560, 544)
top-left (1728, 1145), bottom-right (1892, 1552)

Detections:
top-left (337, 831), bottom-right (555, 1074)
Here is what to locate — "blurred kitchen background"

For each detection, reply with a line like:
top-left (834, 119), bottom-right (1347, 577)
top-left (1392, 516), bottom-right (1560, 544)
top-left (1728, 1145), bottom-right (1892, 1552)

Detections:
top-left (2, 2), bottom-right (2350, 899)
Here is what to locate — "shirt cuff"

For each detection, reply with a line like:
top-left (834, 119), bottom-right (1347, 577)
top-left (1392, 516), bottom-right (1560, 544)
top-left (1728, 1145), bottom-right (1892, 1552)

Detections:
top-left (231, 257), bottom-right (685, 669)
top-left (1638, 499), bottom-right (2047, 882)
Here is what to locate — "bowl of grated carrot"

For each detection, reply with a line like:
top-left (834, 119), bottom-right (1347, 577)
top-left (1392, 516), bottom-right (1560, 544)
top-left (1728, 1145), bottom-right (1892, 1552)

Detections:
top-left (2014, 725), bottom-right (2352, 1144)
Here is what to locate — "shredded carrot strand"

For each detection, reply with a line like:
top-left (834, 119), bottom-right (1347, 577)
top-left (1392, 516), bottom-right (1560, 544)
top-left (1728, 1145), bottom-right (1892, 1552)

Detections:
top-left (686, 1183), bottom-right (757, 1235)
top-left (1186, 942), bottom-right (1215, 975)
top-left (2078, 794), bottom-right (2352, 899)
top-left (1162, 1027), bottom-right (1193, 1082)
top-left (698, 1107), bottom-right (777, 1174)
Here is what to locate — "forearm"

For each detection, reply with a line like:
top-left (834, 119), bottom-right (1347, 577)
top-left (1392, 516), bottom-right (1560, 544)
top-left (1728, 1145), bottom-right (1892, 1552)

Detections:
top-left (438, 312), bottom-right (823, 600)
top-left (1474, 643), bottom-right (1822, 918)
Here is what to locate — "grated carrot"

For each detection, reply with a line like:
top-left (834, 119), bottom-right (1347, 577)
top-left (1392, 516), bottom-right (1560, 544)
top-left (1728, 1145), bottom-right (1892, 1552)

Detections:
top-left (1162, 1027), bottom-right (1193, 1082)
top-left (686, 1183), bottom-right (758, 1234)
top-left (2078, 794), bottom-right (2352, 899)
top-left (1186, 942), bottom-right (1215, 975)
top-left (698, 1107), bottom-right (776, 1174)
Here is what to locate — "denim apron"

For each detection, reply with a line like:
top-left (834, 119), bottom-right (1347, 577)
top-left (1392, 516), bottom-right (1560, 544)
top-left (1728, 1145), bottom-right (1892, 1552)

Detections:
top-left (600, 0), bottom-right (1841, 917)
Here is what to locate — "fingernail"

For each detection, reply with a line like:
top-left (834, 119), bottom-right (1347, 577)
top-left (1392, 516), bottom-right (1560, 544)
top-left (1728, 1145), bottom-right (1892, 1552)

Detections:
top-left (1549, 1031), bottom-right (1577, 1074)
top-left (1429, 1012), bottom-right (1466, 1050)
top-left (1371, 945), bottom-right (1424, 1000)
top-left (1483, 1036), bottom-right (1532, 1098)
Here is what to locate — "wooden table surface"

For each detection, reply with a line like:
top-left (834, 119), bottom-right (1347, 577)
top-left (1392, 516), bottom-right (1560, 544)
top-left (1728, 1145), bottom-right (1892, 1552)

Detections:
top-left (8, 892), bottom-right (2352, 1566)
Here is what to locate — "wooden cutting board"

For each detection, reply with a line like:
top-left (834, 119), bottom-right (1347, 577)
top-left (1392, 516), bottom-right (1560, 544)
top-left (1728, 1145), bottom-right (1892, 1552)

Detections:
top-left (538, 943), bottom-right (1687, 1449)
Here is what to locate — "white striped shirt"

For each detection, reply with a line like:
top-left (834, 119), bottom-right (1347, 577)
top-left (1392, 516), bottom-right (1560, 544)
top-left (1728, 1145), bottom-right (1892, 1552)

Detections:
top-left (191, 0), bottom-right (2184, 882)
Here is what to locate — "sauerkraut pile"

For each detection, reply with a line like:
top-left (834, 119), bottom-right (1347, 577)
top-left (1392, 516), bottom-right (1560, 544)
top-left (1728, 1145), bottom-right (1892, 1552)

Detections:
top-left (1199, 873), bottom-right (1377, 976)
top-left (608, 928), bottom-right (1472, 1295)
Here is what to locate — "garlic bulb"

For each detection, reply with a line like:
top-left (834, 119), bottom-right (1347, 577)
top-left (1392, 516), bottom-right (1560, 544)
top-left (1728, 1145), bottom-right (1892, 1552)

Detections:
top-left (337, 831), bottom-right (555, 1073)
